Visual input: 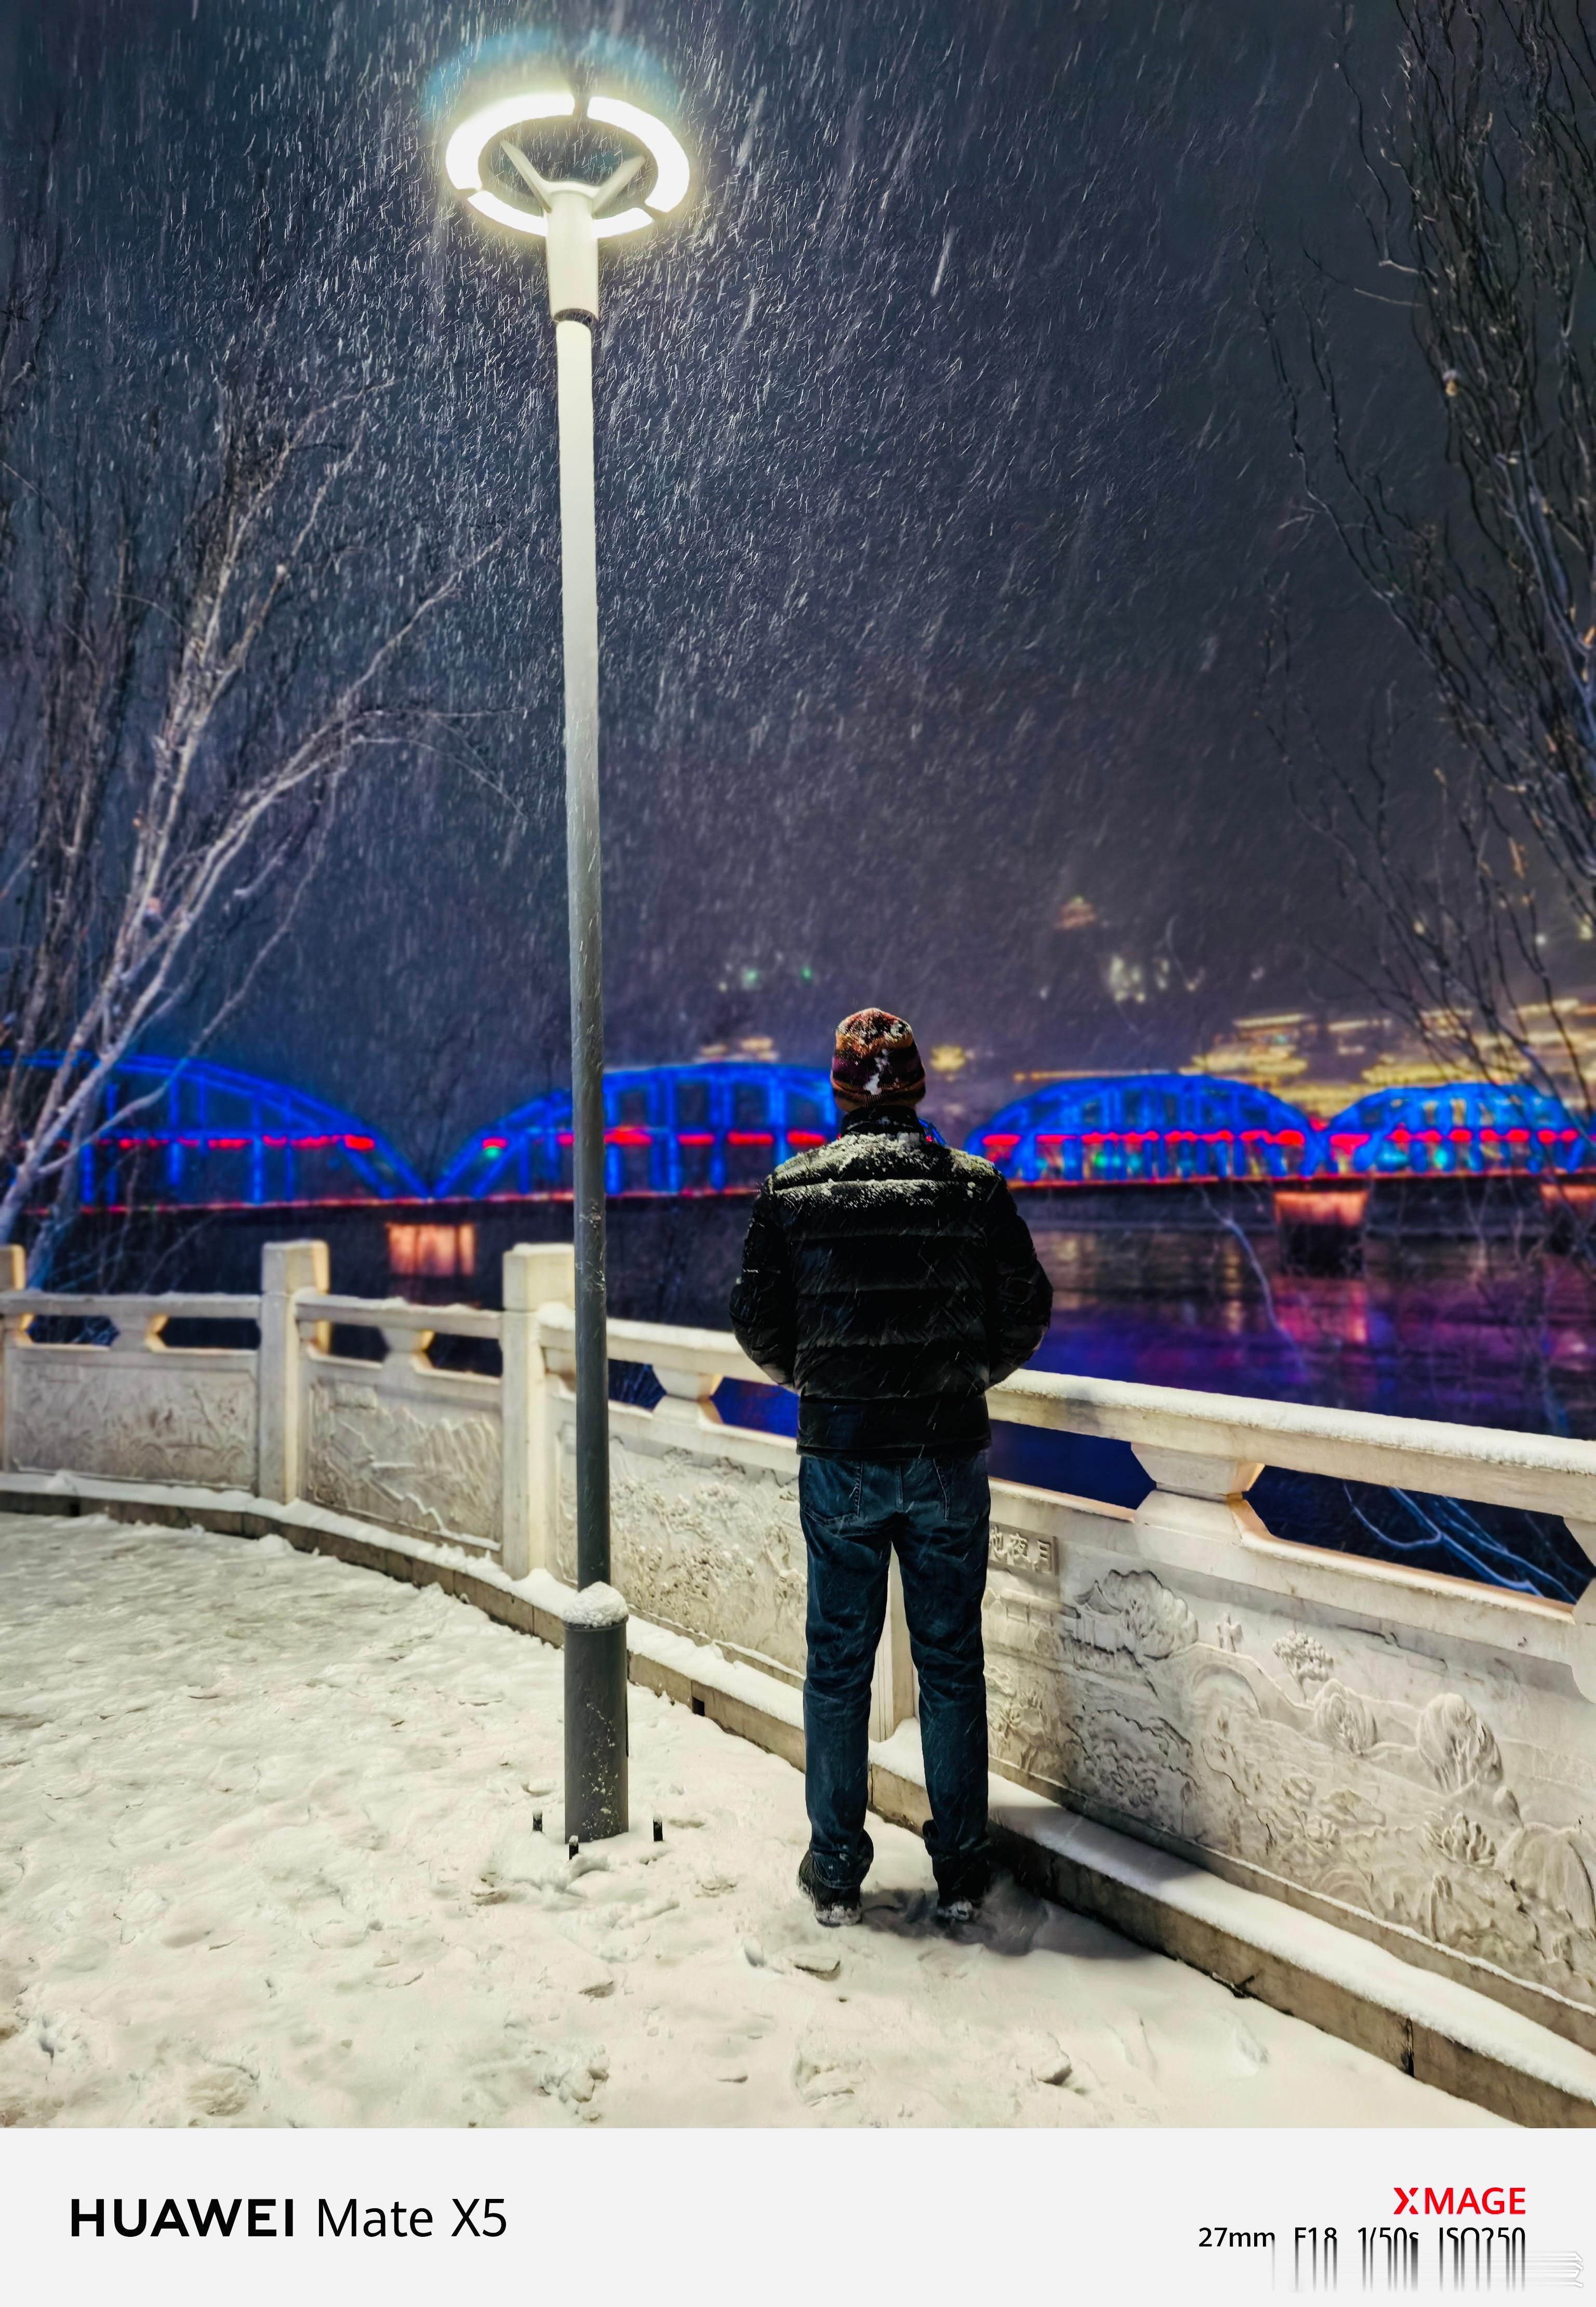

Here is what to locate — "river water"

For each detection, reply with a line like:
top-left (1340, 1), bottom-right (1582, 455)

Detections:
top-left (1026, 1227), bottom-right (1596, 1433)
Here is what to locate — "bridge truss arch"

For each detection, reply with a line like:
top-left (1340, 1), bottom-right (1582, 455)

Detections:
top-left (32, 1053), bottom-right (426, 1208)
top-left (1320, 1082), bottom-right (1594, 1175)
top-left (967, 1072), bottom-right (1319, 1183)
top-left (438, 1061), bottom-right (838, 1199)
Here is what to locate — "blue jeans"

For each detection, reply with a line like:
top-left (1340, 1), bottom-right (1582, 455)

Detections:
top-left (799, 1451), bottom-right (992, 1898)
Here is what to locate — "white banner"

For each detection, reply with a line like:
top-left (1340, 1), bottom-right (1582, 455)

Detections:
top-left (2, 2125), bottom-right (1588, 2306)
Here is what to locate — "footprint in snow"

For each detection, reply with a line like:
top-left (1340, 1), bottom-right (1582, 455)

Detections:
top-left (788, 1946), bottom-right (841, 1980)
top-left (1229, 2021), bottom-right (1268, 2074)
top-left (793, 2044), bottom-right (858, 2106)
top-left (1109, 2017), bottom-right (1159, 2077)
top-left (697, 2031), bottom-right (761, 2084)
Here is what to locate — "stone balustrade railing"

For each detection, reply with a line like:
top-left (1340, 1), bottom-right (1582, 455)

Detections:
top-left (1, 1236), bottom-right (1592, 2063)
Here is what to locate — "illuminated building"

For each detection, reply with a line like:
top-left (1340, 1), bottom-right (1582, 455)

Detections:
top-left (1189, 996), bottom-right (1596, 1119)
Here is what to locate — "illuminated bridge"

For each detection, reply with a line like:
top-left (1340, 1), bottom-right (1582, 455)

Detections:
top-left (435, 1062), bottom-right (837, 1198)
top-left (34, 1055), bottom-right (1596, 1211)
top-left (1319, 1083), bottom-right (1594, 1176)
top-left (39, 1055), bottom-right (425, 1208)
top-left (967, 1073), bottom-right (1316, 1184)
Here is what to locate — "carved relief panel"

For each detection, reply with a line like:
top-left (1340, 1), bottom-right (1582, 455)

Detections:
top-left (304, 1374), bottom-right (500, 1548)
top-left (557, 1424), bottom-right (807, 1676)
top-left (9, 1350), bottom-right (257, 1489)
top-left (984, 1537), bottom-right (1596, 2035)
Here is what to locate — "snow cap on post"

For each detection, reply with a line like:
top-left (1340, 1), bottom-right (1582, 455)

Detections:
top-left (561, 1580), bottom-right (628, 1628)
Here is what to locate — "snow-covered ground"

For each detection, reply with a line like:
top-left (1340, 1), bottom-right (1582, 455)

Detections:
top-left (0, 1514), bottom-right (1498, 2128)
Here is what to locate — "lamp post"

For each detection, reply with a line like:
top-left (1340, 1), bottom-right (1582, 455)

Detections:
top-left (444, 83), bottom-right (693, 1842)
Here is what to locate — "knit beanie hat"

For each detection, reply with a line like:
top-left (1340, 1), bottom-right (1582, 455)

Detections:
top-left (831, 1009), bottom-right (927, 1108)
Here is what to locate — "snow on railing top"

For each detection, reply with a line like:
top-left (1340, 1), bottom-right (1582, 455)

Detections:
top-left (1, 1289), bottom-right (262, 1328)
top-left (294, 1291), bottom-right (501, 1344)
top-left (536, 1304), bottom-right (1596, 1540)
top-left (992, 1368), bottom-right (1596, 1530)
top-left (537, 1304), bottom-right (761, 1381)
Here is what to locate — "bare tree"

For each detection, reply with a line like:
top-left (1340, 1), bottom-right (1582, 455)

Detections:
top-left (1261, 0), bottom-right (1596, 1109)
top-left (0, 162), bottom-right (58, 571)
top-left (0, 190), bottom-right (494, 1276)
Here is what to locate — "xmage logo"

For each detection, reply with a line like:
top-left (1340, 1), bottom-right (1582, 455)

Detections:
top-left (1392, 2189), bottom-right (1526, 2218)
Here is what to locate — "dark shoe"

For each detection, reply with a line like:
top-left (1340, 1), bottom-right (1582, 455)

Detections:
top-left (934, 1890), bottom-right (981, 1926)
top-left (798, 1850), bottom-right (862, 1929)
top-left (930, 1845), bottom-right (991, 1925)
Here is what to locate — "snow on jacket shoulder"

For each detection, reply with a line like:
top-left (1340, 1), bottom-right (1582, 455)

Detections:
top-left (727, 1103), bottom-right (1054, 1459)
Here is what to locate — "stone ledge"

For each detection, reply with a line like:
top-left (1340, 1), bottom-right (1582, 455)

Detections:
top-left (980, 1783), bottom-right (1596, 2129)
top-left (857, 1734), bottom-right (1596, 2128)
top-left (4, 1471), bottom-right (1592, 2128)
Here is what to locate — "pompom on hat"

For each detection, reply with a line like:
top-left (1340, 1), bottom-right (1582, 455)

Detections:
top-left (831, 1009), bottom-right (927, 1109)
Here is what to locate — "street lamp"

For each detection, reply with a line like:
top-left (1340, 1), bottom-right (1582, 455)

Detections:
top-left (443, 78), bottom-right (693, 1842)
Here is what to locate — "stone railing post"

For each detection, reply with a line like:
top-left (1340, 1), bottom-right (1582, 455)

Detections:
top-left (258, 1240), bottom-right (329, 1504)
top-left (501, 1244), bottom-right (575, 1580)
top-left (1130, 1444), bottom-right (1267, 1548)
top-left (0, 1241), bottom-right (25, 1474)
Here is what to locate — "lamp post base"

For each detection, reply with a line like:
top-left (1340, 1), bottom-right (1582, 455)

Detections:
top-left (563, 1615), bottom-right (629, 1843)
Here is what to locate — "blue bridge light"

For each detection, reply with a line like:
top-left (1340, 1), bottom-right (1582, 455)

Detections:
top-left (966, 1073), bottom-right (1319, 1183)
top-left (436, 1061), bottom-right (838, 1199)
top-left (10, 1052), bottom-right (427, 1208)
top-left (967, 1075), bottom-right (1596, 1185)
top-left (1319, 1082), bottom-right (1594, 1177)
top-left (22, 1054), bottom-right (1596, 1209)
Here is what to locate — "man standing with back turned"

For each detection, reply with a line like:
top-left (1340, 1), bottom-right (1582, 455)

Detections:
top-left (729, 1010), bottom-right (1053, 1928)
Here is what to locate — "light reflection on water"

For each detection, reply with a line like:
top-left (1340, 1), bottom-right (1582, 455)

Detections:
top-left (1026, 1227), bottom-right (1596, 1437)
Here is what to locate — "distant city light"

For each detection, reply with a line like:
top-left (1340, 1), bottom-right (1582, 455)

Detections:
top-left (1106, 954), bottom-right (1147, 1005)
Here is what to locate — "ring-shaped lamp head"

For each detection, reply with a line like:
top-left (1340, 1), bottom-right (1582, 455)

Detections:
top-left (443, 84), bottom-right (691, 242)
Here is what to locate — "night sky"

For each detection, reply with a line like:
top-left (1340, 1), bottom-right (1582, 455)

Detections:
top-left (1, 1), bottom-right (1435, 1171)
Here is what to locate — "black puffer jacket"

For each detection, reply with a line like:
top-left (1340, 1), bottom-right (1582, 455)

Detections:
top-left (728, 1104), bottom-right (1054, 1459)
